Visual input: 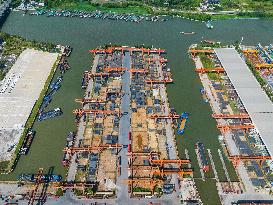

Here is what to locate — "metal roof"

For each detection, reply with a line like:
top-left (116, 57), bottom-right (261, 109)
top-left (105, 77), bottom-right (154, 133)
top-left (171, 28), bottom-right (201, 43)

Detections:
top-left (214, 48), bottom-right (273, 156)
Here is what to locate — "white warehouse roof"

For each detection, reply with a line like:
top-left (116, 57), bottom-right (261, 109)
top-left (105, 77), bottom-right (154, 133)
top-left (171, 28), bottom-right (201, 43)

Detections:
top-left (214, 48), bottom-right (273, 156)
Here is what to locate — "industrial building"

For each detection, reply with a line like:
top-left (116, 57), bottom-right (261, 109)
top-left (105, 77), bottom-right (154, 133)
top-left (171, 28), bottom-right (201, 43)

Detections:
top-left (215, 48), bottom-right (273, 157)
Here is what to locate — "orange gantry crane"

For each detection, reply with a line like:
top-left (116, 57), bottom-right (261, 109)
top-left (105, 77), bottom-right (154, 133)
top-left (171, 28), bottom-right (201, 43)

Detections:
top-left (242, 49), bottom-right (258, 54)
top-left (152, 168), bottom-right (193, 176)
top-left (89, 48), bottom-right (116, 54)
top-left (229, 155), bottom-right (271, 168)
top-left (124, 179), bottom-right (163, 186)
top-left (84, 71), bottom-right (109, 79)
top-left (255, 63), bottom-right (273, 69)
top-left (145, 79), bottom-right (173, 84)
top-left (75, 98), bottom-right (105, 105)
top-left (195, 67), bottom-right (225, 73)
top-left (217, 124), bottom-right (255, 132)
top-left (104, 67), bottom-right (126, 72)
top-left (189, 49), bottom-right (214, 56)
top-left (212, 113), bottom-right (250, 119)
top-left (129, 69), bottom-right (148, 73)
top-left (150, 114), bottom-right (180, 119)
top-left (28, 168), bottom-right (44, 205)
top-left (63, 144), bottom-right (122, 154)
top-left (150, 159), bottom-right (191, 166)
top-left (73, 109), bottom-right (119, 116)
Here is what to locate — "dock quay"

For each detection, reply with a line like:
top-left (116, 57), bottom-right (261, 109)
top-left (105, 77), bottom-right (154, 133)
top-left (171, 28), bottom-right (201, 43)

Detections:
top-left (189, 45), bottom-right (273, 204)
top-left (59, 46), bottom-right (192, 203)
top-left (0, 49), bottom-right (58, 163)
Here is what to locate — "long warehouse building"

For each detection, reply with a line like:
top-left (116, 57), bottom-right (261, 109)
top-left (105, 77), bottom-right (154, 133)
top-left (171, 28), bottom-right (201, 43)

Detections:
top-left (214, 48), bottom-right (273, 156)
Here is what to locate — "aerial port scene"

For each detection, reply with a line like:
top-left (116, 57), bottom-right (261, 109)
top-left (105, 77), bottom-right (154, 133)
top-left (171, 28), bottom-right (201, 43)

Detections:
top-left (0, 0), bottom-right (273, 205)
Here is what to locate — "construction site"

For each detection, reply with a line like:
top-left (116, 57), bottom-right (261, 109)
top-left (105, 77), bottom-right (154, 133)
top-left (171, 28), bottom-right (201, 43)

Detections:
top-left (189, 43), bottom-right (273, 204)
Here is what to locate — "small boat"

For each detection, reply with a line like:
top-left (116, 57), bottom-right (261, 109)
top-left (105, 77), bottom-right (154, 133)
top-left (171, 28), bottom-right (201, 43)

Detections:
top-left (203, 40), bottom-right (215, 45)
top-left (200, 88), bottom-right (209, 103)
top-left (177, 112), bottom-right (189, 135)
top-left (180, 31), bottom-right (196, 35)
top-left (195, 141), bottom-right (209, 172)
top-left (206, 21), bottom-right (213, 29)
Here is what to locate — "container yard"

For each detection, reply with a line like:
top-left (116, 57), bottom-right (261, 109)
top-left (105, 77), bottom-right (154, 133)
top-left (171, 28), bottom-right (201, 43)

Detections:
top-left (189, 44), bottom-right (273, 204)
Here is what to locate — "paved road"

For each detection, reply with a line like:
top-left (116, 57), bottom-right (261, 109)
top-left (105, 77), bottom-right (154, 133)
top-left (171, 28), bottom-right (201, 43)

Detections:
top-left (116, 51), bottom-right (131, 204)
top-left (156, 59), bottom-right (180, 205)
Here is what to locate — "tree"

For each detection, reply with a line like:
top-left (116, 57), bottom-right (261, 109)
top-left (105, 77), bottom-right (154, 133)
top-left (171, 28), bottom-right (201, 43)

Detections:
top-left (55, 188), bottom-right (64, 197)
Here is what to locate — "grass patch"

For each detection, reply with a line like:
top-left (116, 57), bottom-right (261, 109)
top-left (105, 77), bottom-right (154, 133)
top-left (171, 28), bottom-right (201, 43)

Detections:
top-left (0, 161), bottom-right (9, 172)
top-left (199, 53), bottom-right (214, 68)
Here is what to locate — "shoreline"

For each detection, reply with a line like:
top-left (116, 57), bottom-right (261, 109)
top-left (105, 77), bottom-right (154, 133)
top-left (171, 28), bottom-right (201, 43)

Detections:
top-left (14, 6), bottom-right (273, 22)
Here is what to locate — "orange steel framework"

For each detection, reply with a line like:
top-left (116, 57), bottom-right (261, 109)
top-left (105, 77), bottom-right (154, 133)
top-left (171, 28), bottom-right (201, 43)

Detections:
top-left (28, 168), bottom-right (43, 205)
top-left (150, 159), bottom-right (191, 166)
top-left (255, 63), bottom-right (273, 69)
top-left (217, 124), bottom-right (255, 132)
top-left (212, 113), bottom-right (250, 119)
top-left (73, 109), bottom-right (120, 116)
top-left (189, 49), bottom-right (214, 55)
top-left (150, 114), bottom-right (180, 119)
top-left (124, 179), bottom-right (163, 186)
top-left (129, 69), bottom-right (148, 73)
top-left (90, 47), bottom-right (166, 55)
top-left (195, 67), bottom-right (225, 73)
top-left (145, 79), bottom-right (173, 84)
top-left (84, 71), bottom-right (109, 77)
top-left (103, 67), bottom-right (126, 72)
top-left (151, 168), bottom-right (193, 176)
top-left (242, 49), bottom-right (258, 54)
top-left (63, 144), bottom-right (122, 154)
top-left (229, 155), bottom-right (271, 168)
top-left (75, 98), bottom-right (106, 104)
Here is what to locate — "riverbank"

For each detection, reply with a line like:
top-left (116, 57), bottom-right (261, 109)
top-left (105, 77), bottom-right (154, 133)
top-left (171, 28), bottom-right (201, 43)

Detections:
top-left (1, 11), bottom-right (273, 204)
top-left (17, 0), bottom-right (273, 22)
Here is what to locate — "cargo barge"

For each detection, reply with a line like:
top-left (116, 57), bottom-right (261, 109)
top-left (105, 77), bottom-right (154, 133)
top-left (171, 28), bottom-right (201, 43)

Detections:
top-left (50, 76), bottom-right (63, 89)
top-left (62, 131), bottom-right (76, 166)
top-left (177, 112), bottom-right (189, 135)
top-left (195, 141), bottom-right (209, 172)
top-left (19, 173), bottom-right (62, 182)
top-left (38, 108), bottom-right (63, 121)
top-left (19, 129), bottom-right (36, 155)
top-left (180, 32), bottom-right (196, 35)
top-left (200, 88), bottom-right (208, 103)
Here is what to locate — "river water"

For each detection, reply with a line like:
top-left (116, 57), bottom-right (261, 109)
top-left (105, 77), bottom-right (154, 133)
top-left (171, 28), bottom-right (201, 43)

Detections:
top-left (1, 11), bottom-right (273, 204)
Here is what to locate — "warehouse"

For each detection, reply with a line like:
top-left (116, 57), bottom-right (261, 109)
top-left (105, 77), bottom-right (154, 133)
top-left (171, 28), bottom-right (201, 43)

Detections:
top-left (215, 48), bottom-right (273, 156)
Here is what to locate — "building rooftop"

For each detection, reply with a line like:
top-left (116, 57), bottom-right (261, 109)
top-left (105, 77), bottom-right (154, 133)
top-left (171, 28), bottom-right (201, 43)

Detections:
top-left (214, 48), bottom-right (273, 156)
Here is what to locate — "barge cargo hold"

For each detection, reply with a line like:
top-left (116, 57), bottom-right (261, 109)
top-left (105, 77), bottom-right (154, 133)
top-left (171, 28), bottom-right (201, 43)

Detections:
top-left (177, 112), bottom-right (189, 135)
top-left (195, 141), bottom-right (209, 172)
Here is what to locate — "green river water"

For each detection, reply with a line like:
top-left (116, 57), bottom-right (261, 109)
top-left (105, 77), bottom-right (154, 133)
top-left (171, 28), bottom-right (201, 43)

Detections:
top-left (1, 11), bottom-right (273, 204)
